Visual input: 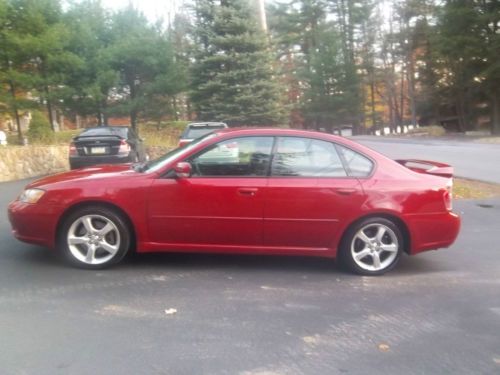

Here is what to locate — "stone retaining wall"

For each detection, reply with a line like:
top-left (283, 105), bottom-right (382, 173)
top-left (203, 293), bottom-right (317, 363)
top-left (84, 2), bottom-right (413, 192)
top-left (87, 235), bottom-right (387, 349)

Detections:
top-left (0, 146), bottom-right (69, 182)
top-left (0, 145), bottom-right (174, 182)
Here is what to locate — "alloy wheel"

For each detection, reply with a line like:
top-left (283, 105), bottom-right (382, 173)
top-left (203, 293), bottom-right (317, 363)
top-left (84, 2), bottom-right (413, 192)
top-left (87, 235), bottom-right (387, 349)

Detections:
top-left (350, 223), bottom-right (399, 272)
top-left (67, 214), bottom-right (121, 265)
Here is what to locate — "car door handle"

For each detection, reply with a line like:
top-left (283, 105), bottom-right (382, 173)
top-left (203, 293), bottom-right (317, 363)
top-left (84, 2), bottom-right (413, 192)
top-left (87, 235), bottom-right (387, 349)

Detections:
top-left (334, 188), bottom-right (357, 195)
top-left (238, 188), bottom-right (258, 196)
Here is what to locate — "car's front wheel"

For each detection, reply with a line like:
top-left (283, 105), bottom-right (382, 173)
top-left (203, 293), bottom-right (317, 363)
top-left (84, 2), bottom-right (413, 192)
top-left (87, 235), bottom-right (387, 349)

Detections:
top-left (58, 206), bottom-right (131, 269)
top-left (339, 217), bottom-right (404, 276)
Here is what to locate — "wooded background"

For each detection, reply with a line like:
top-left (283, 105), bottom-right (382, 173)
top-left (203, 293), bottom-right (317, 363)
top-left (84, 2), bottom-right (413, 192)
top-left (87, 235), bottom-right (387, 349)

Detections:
top-left (1, 0), bottom-right (499, 142)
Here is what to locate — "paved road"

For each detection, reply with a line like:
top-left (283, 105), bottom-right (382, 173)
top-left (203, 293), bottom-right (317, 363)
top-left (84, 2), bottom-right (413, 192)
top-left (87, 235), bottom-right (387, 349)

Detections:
top-left (1, 178), bottom-right (500, 375)
top-left (353, 136), bottom-right (500, 184)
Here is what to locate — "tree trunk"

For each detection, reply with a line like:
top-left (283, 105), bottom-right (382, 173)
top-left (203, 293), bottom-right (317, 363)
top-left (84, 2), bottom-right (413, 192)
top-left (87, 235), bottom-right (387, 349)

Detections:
top-left (399, 65), bottom-right (405, 127)
top-left (8, 80), bottom-right (23, 144)
top-left (130, 110), bottom-right (137, 130)
top-left (407, 58), bottom-right (417, 127)
top-left (492, 91), bottom-right (500, 135)
top-left (44, 85), bottom-right (56, 132)
top-left (456, 91), bottom-right (466, 132)
top-left (172, 96), bottom-right (178, 121)
top-left (130, 83), bottom-right (137, 130)
top-left (187, 98), bottom-right (192, 121)
top-left (370, 78), bottom-right (376, 132)
top-left (97, 110), bottom-right (103, 126)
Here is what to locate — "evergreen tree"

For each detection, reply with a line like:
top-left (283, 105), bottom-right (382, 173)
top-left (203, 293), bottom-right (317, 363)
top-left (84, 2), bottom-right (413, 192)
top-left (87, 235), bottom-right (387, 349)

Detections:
top-left (62, 0), bottom-right (117, 126)
top-left (269, 0), bottom-right (371, 132)
top-left (190, 0), bottom-right (283, 125)
top-left (107, 6), bottom-right (182, 131)
top-left (9, 0), bottom-right (77, 131)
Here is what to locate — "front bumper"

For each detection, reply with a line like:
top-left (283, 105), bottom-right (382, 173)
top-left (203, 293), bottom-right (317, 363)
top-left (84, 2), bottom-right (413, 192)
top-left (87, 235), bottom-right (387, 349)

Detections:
top-left (7, 200), bottom-right (61, 249)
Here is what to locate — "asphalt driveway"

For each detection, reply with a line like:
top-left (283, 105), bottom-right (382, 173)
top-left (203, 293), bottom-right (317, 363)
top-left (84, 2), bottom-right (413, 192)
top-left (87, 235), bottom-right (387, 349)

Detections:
top-left (354, 136), bottom-right (500, 184)
top-left (1, 177), bottom-right (499, 374)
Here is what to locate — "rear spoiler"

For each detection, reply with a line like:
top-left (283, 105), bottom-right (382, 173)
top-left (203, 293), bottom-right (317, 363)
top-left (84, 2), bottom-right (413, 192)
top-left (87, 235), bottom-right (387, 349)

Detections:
top-left (74, 135), bottom-right (123, 141)
top-left (395, 159), bottom-right (453, 178)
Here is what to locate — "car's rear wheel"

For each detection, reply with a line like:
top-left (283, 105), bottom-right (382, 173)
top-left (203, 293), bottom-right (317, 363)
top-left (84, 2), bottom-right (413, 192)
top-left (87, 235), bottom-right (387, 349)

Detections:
top-left (58, 206), bottom-right (130, 269)
top-left (339, 217), bottom-right (403, 276)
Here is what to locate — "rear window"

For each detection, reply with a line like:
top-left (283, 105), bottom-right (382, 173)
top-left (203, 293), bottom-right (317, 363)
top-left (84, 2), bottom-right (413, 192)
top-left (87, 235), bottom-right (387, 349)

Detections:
top-left (78, 127), bottom-right (128, 138)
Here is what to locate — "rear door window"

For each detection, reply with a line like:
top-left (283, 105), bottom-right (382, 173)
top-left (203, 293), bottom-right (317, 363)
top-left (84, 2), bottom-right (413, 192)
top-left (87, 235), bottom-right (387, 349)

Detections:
top-left (337, 145), bottom-right (374, 177)
top-left (271, 137), bottom-right (347, 177)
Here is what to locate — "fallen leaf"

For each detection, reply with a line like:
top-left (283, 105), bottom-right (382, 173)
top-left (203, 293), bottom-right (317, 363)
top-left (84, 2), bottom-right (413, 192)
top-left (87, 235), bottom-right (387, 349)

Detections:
top-left (378, 343), bottom-right (390, 352)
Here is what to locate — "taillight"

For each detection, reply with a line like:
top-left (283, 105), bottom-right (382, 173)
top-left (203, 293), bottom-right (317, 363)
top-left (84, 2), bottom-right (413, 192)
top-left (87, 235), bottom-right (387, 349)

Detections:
top-left (69, 142), bottom-right (77, 157)
top-left (444, 179), bottom-right (453, 211)
top-left (118, 139), bottom-right (131, 154)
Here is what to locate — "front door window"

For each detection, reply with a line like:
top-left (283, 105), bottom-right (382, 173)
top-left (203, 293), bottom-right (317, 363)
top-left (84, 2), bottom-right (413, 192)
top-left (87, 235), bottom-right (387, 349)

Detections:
top-left (191, 137), bottom-right (274, 177)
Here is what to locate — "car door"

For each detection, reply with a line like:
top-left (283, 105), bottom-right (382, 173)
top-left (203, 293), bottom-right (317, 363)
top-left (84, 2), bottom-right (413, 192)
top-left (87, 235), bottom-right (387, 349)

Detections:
top-left (147, 136), bottom-right (274, 247)
top-left (263, 137), bottom-right (366, 250)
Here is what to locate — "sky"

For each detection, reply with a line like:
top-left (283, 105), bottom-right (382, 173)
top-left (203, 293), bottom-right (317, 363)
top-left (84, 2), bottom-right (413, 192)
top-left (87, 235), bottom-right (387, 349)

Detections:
top-left (99, 0), bottom-right (187, 24)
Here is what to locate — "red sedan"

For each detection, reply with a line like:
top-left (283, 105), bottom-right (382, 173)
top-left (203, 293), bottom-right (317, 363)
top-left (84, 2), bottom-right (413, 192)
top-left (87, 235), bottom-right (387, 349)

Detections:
top-left (7, 129), bottom-right (460, 275)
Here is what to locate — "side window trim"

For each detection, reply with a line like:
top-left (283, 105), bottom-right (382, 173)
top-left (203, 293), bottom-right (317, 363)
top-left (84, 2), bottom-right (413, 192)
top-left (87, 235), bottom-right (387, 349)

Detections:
top-left (335, 143), bottom-right (353, 176)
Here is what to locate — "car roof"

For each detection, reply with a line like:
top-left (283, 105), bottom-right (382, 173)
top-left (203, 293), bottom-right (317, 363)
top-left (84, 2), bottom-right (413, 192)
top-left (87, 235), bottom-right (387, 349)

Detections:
top-left (187, 122), bottom-right (227, 128)
top-left (214, 127), bottom-right (340, 138)
top-left (211, 127), bottom-right (381, 155)
top-left (82, 126), bottom-right (130, 130)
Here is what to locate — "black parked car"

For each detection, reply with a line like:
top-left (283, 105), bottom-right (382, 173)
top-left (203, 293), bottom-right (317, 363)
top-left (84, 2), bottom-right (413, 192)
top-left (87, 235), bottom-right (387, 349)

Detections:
top-left (69, 126), bottom-right (148, 170)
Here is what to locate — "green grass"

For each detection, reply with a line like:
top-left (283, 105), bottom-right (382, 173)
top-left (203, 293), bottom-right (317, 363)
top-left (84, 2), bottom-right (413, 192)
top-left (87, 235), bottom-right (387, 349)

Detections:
top-left (454, 178), bottom-right (500, 199)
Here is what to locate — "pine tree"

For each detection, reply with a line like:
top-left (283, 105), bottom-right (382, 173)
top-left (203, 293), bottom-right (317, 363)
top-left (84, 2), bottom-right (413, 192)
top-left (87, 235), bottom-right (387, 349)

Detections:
top-left (62, 0), bottom-right (117, 126)
top-left (190, 0), bottom-right (283, 126)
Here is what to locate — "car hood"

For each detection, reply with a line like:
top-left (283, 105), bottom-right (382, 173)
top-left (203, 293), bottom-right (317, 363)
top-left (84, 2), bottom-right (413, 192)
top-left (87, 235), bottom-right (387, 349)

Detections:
top-left (27, 164), bottom-right (137, 189)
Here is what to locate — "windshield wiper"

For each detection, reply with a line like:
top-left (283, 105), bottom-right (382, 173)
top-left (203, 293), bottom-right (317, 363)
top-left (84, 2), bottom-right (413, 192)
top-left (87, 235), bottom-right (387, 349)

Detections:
top-left (132, 161), bottom-right (148, 172)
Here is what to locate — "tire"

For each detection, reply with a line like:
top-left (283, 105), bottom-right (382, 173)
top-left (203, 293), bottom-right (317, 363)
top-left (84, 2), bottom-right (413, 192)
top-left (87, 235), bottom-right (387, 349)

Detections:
top-left (338, 217), bottom-right (404, 276)
top-left (58, 206), bottom-right (131, 269)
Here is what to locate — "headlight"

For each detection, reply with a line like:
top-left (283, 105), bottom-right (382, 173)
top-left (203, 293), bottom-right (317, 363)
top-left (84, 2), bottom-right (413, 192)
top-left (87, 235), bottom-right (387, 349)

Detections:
top-left (19, 188), bottom-right (46, 204)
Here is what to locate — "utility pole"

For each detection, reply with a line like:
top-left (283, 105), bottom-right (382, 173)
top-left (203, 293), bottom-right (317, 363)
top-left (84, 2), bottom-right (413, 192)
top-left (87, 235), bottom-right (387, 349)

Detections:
top-left (256, 0), bottom-right (267, 32)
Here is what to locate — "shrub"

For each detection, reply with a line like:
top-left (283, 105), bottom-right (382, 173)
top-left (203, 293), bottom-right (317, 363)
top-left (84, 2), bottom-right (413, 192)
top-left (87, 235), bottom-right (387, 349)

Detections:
top-left (27, 111), bottom-right (54, 143)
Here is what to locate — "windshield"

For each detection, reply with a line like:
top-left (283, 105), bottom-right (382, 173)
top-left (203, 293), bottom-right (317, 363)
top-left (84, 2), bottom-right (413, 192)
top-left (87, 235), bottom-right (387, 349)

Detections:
top-left (142, 133), bottom-right (218, 173)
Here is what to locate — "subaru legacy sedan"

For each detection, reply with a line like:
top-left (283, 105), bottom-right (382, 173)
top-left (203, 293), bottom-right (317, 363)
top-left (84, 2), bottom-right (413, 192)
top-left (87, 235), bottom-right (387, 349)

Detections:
top-left (8, 128), bottom-right (460, 275)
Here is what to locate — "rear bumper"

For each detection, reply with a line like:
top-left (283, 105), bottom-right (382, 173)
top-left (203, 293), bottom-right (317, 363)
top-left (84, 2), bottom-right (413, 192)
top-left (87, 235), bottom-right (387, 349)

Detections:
top-left (69, 154), bottom-right (133, 169)
top-left (405, 211), bottom-right (461, 254)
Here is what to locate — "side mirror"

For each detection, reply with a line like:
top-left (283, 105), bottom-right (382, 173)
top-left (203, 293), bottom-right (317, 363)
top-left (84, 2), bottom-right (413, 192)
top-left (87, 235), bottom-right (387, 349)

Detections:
top-left (174, 162), bottom-right (192, 178)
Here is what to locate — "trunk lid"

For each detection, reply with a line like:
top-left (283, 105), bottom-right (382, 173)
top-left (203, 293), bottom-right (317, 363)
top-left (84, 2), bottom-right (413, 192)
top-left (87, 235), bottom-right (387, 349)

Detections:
top-left (73, 135), bottom-right (124, 156)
